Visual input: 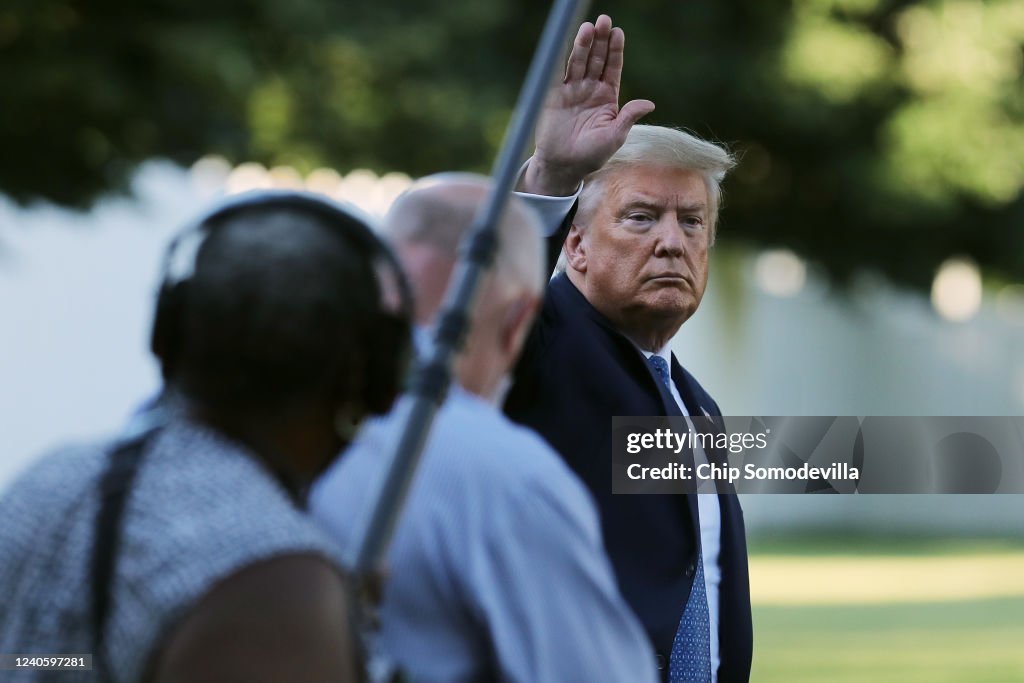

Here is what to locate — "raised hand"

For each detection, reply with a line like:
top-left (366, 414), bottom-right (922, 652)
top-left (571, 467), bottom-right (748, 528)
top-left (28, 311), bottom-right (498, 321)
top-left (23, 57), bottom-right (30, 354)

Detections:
top-left (522, 15), bottom-right (655, 196)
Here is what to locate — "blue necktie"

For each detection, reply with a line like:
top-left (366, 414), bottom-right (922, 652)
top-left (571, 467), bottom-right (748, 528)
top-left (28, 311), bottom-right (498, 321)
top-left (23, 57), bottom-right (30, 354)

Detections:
top-left (647, 355), bottom-right (712, 682)
top-left (648, 354), bottom-right (673, 391)
top-left (670, 551), bottom-right (712, 682)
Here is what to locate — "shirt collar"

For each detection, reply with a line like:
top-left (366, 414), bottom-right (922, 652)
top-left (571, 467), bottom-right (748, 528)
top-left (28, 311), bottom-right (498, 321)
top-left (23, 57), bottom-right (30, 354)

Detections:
top-left (414, 325), bottom-right (507, 409)
top-left (635, 341), bottom-right (673, 369)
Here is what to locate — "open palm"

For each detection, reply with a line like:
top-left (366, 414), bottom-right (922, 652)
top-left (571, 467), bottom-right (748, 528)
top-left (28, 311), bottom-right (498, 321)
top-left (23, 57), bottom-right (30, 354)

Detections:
top-left (526, 15), bottom-right (655, 196)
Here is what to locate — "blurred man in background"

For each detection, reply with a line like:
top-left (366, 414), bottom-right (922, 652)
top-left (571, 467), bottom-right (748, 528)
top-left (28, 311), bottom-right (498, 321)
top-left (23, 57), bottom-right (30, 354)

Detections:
top-left (505, 15), bottom-right (753, 682)
top-left (312, 174), bottom-right (658, 683)
top-left (0, 192), bottom-right (411, 682)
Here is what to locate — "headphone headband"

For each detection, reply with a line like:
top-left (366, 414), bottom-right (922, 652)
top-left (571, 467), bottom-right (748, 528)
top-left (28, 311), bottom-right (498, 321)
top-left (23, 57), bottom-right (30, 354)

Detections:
top-left (152, 189), bottom-right (413, 416)
top-left (162, 191), bottom-right (383, 283)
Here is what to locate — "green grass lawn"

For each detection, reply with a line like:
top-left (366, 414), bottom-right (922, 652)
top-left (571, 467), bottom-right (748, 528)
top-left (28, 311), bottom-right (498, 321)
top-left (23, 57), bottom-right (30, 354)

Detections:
top-left (748, 534), bottom-right (1024, 558)
top-left (747, 536), bottom-right (1024, 682)
top-left (752, 598), bottom-right (1024, 682)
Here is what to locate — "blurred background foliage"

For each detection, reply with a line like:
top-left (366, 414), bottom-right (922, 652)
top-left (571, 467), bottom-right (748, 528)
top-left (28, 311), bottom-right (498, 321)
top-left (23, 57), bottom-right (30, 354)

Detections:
top-left (2, 0), bottom-right (1022, 291)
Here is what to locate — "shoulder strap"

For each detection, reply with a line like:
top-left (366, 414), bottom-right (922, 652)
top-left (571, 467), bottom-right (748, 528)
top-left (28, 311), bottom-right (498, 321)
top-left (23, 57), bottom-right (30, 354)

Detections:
top-left (90, 430), bottom-right (157, 679)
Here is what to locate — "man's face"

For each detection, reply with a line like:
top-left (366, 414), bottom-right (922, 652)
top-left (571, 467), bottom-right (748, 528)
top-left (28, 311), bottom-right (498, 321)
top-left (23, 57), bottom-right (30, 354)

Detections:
top-left (571, 165), bottom-right (710, 342)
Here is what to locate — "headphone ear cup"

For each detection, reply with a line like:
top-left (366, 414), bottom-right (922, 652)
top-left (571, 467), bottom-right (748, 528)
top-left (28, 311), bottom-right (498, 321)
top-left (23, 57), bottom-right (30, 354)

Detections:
top-left (150, 282), bottom-right (186, 381)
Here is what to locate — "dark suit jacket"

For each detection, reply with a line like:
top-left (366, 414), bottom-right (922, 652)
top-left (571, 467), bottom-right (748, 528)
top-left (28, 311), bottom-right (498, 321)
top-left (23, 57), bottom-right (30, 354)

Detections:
top-left (504, 215), bottom-right (752, 682)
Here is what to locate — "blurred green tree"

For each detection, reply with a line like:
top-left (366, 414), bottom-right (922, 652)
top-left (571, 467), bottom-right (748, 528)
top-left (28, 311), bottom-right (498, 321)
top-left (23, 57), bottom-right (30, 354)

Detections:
top-left (2, 0), bottom-right (1022, 289)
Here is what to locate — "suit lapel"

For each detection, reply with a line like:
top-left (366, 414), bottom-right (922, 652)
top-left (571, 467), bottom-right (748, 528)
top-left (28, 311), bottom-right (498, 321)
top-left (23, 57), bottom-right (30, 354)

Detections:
top-left (671, 356), bottom-right (709, 420)
top-left (672, 356), bottom-right (728, 468)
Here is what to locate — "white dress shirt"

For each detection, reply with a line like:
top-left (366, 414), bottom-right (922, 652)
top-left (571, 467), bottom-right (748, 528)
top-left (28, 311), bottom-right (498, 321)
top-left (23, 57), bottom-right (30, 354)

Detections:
top-left (641, 346), bottom-right (722, 682)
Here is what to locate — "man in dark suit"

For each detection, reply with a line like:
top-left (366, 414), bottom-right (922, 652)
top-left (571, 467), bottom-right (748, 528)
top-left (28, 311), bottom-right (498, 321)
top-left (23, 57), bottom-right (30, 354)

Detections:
top-left (505, 14), bottom-right (753, 683)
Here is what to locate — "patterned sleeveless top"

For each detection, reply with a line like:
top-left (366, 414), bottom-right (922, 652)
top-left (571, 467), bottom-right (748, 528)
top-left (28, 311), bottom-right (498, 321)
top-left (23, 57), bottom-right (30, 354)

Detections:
top-left (0, 417), bottom-right (344, 682)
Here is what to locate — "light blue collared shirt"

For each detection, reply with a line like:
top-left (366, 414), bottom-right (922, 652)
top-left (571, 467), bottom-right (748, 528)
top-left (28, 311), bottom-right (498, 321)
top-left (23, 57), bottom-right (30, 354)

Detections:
top-left (311, 386), bottom-right (657, 683)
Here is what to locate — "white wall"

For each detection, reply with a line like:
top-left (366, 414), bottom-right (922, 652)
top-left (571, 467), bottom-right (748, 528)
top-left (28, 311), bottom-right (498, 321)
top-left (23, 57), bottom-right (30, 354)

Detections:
top-left (3, 162), bottom-right (1022, 534)
top-left (0, 163), bottom-right (204, 488)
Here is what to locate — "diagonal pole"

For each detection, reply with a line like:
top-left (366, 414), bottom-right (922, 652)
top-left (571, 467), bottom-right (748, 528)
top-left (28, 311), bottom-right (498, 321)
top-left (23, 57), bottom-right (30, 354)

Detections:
top-left (349, 0), bottom-right (590, 579)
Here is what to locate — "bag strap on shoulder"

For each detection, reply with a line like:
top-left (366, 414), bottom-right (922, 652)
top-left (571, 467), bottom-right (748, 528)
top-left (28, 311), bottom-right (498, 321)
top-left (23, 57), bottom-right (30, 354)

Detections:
top-left (90, 428), bottom-right (158, 679)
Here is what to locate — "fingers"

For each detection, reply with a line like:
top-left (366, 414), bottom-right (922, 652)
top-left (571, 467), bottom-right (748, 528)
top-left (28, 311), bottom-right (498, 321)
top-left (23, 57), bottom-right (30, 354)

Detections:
top-left (564, 22), bottom-right (595, 82)
top-left (603, 26), bottom-right (625, 89)
top-left (566, 15), bottom-right (624, 84)
top-left (584, 14), bottom-right (613, 80)
top-left (616, 99), bottom-right (656, 137)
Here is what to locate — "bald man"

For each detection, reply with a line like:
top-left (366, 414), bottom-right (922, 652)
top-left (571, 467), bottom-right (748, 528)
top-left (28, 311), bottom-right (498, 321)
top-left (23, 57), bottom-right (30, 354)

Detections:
top-left (311, 175), bottom-right (657, 683)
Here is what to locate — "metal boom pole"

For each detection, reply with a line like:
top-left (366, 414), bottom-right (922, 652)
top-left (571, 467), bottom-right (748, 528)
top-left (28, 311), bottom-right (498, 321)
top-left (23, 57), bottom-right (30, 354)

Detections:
top-left (349, 0), bottom-right (590, 579)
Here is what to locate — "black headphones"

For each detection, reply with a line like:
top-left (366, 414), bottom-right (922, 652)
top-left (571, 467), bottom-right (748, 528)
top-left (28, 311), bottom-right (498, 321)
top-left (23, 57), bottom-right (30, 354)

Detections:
top-left (150, 190), bottom-right (414, 417)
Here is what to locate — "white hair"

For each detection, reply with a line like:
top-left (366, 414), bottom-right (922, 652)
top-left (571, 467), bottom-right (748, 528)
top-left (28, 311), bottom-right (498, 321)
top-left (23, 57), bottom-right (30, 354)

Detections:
top-left (384, 173), bottom-right (545, 296)
top-left (578, 125), bottom-right (736, 245)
